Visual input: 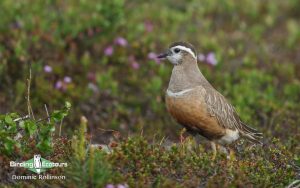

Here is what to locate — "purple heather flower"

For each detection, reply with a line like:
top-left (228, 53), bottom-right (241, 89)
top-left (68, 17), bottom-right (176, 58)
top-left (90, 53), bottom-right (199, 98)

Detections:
top-left (131, 62), bottom-right (140, 70)
top-left (144, 20), bottom-right (153, 32)
top-left (63, 76), bottom-right (72, 84)
top-left (115, 37), bottom-right (128, 47)
top-left (44, 65), bottom-right (52, 73)
top-left (87, 28), bottom-right (94, 37)
top-left (116, 184), bottom-right (128, 188)
top-left (148, 52), bottom-right (156, 59)
top-left (10, 21), bottom-right (23, 29)
top-left (128, 55), bottom-right (135, 61)
top-left (197, 53), bottom-right (206, 62)
top-left (104, 46), bottom-right (114, 56)
top-left (148, 52), bottom-right (161, 64)
top-left (129, 55), bottom-right (140, 70)
top-left (206, 52), bottom-right (218, 66)
top-left (87, 72), bottom-right (96, 82)
top-left (55, 80), bottom-right (63, 89)
top-left (105, 184), bottom-right (115, 188)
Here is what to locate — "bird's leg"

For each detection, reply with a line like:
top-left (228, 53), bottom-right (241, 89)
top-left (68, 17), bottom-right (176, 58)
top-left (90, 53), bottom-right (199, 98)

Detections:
top-left (218, 145), bottom-right (229, 155)
top-left (228, 148), bottom-right (236, 161)
top-left (179, 128), bottom-right (187, 144)
top-left (217, 145), bottom-right (237, 160)
top-left (211, 141), bottom-right (217, 160)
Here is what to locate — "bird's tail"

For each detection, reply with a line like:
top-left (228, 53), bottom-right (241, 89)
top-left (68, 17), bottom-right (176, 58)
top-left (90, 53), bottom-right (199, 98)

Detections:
top-left (240, 122), bottom-right (263, 145)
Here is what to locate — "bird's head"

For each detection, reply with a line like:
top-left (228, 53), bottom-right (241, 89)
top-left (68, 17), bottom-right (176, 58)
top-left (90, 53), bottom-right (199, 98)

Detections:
top-left (157, 41), bottom-right (197, 65)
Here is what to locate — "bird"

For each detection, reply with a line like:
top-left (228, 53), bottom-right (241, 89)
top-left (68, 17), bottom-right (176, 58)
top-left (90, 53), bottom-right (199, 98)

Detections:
top-left (157, 41), bottom-right (262, 159)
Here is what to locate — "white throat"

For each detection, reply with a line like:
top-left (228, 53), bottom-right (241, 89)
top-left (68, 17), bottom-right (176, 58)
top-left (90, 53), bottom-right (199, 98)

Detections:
top-left (167, 88), bottom-right (194, 97)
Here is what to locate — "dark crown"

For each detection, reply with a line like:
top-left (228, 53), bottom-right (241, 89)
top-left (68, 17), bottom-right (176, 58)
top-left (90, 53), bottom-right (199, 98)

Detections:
top-left (169, 41), bottom-right (197, 56)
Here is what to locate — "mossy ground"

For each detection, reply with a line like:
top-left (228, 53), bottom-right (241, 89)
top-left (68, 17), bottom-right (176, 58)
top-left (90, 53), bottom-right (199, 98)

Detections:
top-left (1, 133), bottom-right (298, 187)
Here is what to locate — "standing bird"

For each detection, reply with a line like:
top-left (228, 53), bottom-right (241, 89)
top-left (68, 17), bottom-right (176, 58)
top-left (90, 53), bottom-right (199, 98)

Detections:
top-left (157, 42), bottom-right (262, 159)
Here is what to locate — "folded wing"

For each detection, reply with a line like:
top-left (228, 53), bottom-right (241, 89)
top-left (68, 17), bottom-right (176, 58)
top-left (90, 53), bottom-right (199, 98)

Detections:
top-left (204, 88), bottom-right (262, 144)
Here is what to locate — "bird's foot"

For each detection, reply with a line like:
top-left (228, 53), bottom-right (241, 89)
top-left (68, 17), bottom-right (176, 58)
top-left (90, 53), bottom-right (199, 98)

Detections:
top-left (227, 148), bottom-right (236, 161)
top-left (179, 128), bottom-right (187, 144)
top-left (210, 142), bottom-right (217, 160)
top-left (211, 152), bottom-right (216, 161)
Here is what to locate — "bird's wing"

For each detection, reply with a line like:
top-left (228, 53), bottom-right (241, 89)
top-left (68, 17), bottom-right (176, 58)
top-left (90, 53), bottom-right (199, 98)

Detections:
top-left (204, 88), bottom-right (262, 143)
top-left (204, 88), bottom-right (240, 130)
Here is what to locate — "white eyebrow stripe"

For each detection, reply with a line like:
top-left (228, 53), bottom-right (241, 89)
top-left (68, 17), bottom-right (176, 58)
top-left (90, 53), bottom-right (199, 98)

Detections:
top-left (172, 45), bottom-right (196, 59)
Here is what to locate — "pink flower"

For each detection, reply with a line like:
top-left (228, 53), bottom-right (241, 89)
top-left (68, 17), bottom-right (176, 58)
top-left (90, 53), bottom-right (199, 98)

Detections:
top-left (114, 37), bottom-right (128, 47)
top-left (197, 53), bottom-right (206, 62)
top-left (87, 72), bottom-right (96, 82)
top-left (105, 183), bottom-right (128, 188)
top-left (63, 76), bottom-right (72, 83)
top-left (10, 21), bottom-right (23, 29)
top-left (117, 184), bottom-right (128, 188)
top-left (144, 20), bottom-right (153, 32)
top-left (105, 184), bottom-right (115, 188)
top-left (148, 52), bottom-right (156, 59)
top-left (44, 65), bottom-right (52, 73)
top-left (87, 28), bottom-right (94, 37)
top-left (206, 52), bottom-right (218, 66)
top-left (55, 80), bottom-right (63, 89)
top-left (148, 52), bottom-right (161, 64)
top-left (104, 46), bottom-right (114, 56)
top-left (131, 62), bottom-right (140, 70)
top-left (129, 55), bottom-right (140, 70)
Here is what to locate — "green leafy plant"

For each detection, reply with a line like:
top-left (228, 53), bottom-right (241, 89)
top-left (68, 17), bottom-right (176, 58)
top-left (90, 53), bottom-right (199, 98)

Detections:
top-left (0, 101), bottom-right (71, 156)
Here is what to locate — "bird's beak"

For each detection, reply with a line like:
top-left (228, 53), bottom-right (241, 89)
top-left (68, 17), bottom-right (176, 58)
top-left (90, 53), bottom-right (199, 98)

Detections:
top-left (157, 50), bottom-right (171, 59)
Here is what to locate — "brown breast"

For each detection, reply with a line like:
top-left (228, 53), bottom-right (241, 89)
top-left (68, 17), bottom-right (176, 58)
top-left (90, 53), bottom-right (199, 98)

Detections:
top-left (166, 87), bottom-right (225, 140)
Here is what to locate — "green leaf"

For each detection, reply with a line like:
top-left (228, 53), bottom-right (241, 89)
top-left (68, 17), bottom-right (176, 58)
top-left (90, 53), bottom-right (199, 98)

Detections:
top-left (5, 115), bottom-right (13, 125)
top-left (40, 123), bottom-right (55, 135)
top-left (65, 101), bottom-right (71, 109)
top-left (4, 137), bottom-right (16, 154)
top-left (295, 157), bottom-right (300, 167)
top-left (51, 101), bottom-right (71, 122)
top-left (37, 139), bottom-right (52, 153)
top-left (7, 123), bottom-right (17, 133)
top-left (19, 121), bottom-right (25, 128)
top-left (51, 110), bottom-right (64, 122)
top-left (25, 121), bottom-right (37, 136)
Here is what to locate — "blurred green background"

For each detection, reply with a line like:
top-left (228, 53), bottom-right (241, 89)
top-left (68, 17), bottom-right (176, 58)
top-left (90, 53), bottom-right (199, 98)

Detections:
top-left (0, 0), bottom-right (299, 146)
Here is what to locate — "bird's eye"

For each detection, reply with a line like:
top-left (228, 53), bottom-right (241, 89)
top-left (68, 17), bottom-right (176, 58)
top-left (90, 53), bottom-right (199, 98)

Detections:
top-left (174, 48), bottom-right (180, 53)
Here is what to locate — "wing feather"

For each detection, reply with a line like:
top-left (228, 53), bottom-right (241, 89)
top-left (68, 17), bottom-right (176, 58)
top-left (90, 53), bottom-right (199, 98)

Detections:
top-left (204, 88), bottom-right (262, 144)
